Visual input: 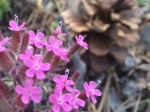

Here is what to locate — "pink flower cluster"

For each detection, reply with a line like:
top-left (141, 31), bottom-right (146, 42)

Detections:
top-left (0, 16), bottom-right (101, 111)
top-left (49, 75), bottom-right (101, 112)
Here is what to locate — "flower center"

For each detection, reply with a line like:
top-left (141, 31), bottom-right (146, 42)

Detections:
top-left (53, 44), bottom-right (58, 49)
top-left (35, 38), bottom-right (39, 42)
top-left (90, 89), bottom-right (95, 95)
top-left (58, 99), bottom-right (63, 104)
top-left (26, 89), bottom-right (31, 95)
top-left (34, 64), bottom-right (39, 70)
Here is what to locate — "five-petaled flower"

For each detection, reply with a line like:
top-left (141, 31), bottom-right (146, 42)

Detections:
top-left (8, 20), bottom-right (26, 31)
top-left (84, 81), bottom-right (101, 103)
top-left (53, 75), bottom-right (75, 92)
top-left (19, 48), bottom-right (33, 61)
top-left (49, 90), bottom-right (72, 112)
top-left (28, 30), bottom-right (46, 48)
top-left (15, 79), bottom-right (42, 104)
top-left (46, 36), bottom-right (63, 55)
top-left (69, 89), bottom-right (85, 109)
top-left (24, 54), bottom-right (50, 79)
top-left (57, 47), bottom-right (69, 62)
top-left (0, 38), bottom-right (8, 52)
top-left (76, 35), bottom-right (88, 49)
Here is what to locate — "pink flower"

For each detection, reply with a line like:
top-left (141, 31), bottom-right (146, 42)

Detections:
top-left (28, 31), bottom-right (46, 48)
top-left (49, 90), bottom-right (72, 112)
top-left (46, 36), bottom-right (63, 55)
top-left (0, 38), bottom-right (8, 52)
top-left (19, 49), bottom-right (33, 61)
top-left (69, 89), bottom-right (85, 109)
top-left (8, 20), bottom-right (26, 31)
top-left (46, 36), bottom-right (69, 61)
top-left (15, 79), bottom-right (42, 104)
top-left (76, 35), bottom-right (88, 49)
top-left (24, 54), bottom-right (50, 79)
top-left (84, 81), bottom-right (101, 103)
top-left (57, 48), bottom-right (69, 62)
top-left (53, 75), bottom-right (75, 92)
top-left (53, 26), bottom-right (66, 37)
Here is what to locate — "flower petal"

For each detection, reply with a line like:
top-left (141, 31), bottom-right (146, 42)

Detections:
top-left (78, 35), bottom-right (84, 40)
top-left (53, 103), bottom-right (61, 112)
top-left (35, 42), bottom-right (42, 48)
top-left (26, 68), bottom-right (35, 78)
top-left (66, 85), bottom-right (73, 92)
top-left (37, 32), bottom-right (44, 39)
top-left (0, 47), bottom-right (6, 52)
top-left (73, 102), bottom-right (78, 109)
top-left (36, 70), bottom-right (46, 79)
top-left (29, 38), bottom-right (35, 44)
top-left (49, 36), bottom-right (56, 44)
top-left (19, 54), bottom-right (25, 60)
top-left (15, 85), bottom-right (25, 94)
top-left (77, 98), bottom-right (85, 107)
top-left (31, 94), bottom-right (41, 103)
top-left (54, 27), bottom-right (61, 35)
top-left (62, 94), bottom-right (72, 102)
top-left (49, 94), bottom-right (58, 103)
top-left (61, 75), bottom-right (68, 82)
top-left (19, 22), bottom-right (26, 30)
top-left (62, 102), bottom-right (72, 112)
top-left (53, 48), bottom-right (61, 56)
top-left (89, 81), bottom-right (96, 88)
top-left (82, 42), bottom-right (88, 49)
top-left (84, 82), bottom-right (89, 90)
top-left (66, 80), bottom-right (75, 85)
top-left (72, 89), bottom-right (80, 97)
top-left (30, 87), bottom-right (42, 94)
top-left (53, 77), bottom-right (61, 83)
top-left (25, 49), bottom-right (33, 57)
top-left (40, 63), bottom-right (50, 71)
top-left (24, 79), bottom-right (33, 88)
top-left (94, 89), bottom-right (102, 96)
top-left (8, 27), bottom-right (15, 31)
top-left (40, 40), bottom-right (47, 45)
top-left (24, 58), bottom-right (34, 67)
top-left (33, 54), bottom-right (43, 62)
top-left (55, 40), bottom-right (63, 46)
top-left (56, 84), bottom-right (64, 90)
top-left (21, 94), bottom-right (30, 104)
top-left (29, 31), bottom-right (35, 38)
top-left (0, 37), bottom-right (8, 45)
top-left (9, 20), bottom-right (17, 29)
top-left (91, 95), bottom-right (97, 104)
top-left (85, 91), bottom-right (90, 98)
top-left (46, 45), bottom-right (53, 51)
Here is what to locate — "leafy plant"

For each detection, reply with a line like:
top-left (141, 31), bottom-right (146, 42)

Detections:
top-left (0, 16), bottom-right (101, 112)
top-left (0, 0), bottom-right (10, 21)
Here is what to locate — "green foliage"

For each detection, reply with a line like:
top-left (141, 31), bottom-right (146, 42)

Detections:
top-left (0, 0), bottom-right (10, 21)
top-left (137, 0), bottom-right (150, 7)
top-left (51, 21), bottom-right (58, 29)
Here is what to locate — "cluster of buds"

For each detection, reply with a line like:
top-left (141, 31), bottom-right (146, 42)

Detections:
top-left (0, 15), bottom-right (101, 112)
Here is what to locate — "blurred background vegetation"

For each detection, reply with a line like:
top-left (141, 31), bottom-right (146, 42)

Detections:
top-left (0, 0), bottom-right (10, 21)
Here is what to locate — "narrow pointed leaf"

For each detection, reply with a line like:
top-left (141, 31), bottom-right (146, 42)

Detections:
top-left (11, 31), bottom-right (22, 52)
top-left (19, 33), bottom-right (29, 54)
top-left (0, 52), bottom-right (13, 73)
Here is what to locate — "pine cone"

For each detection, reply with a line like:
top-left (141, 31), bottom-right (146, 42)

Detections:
top-left (61, 0), bottom-right (141, 73)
